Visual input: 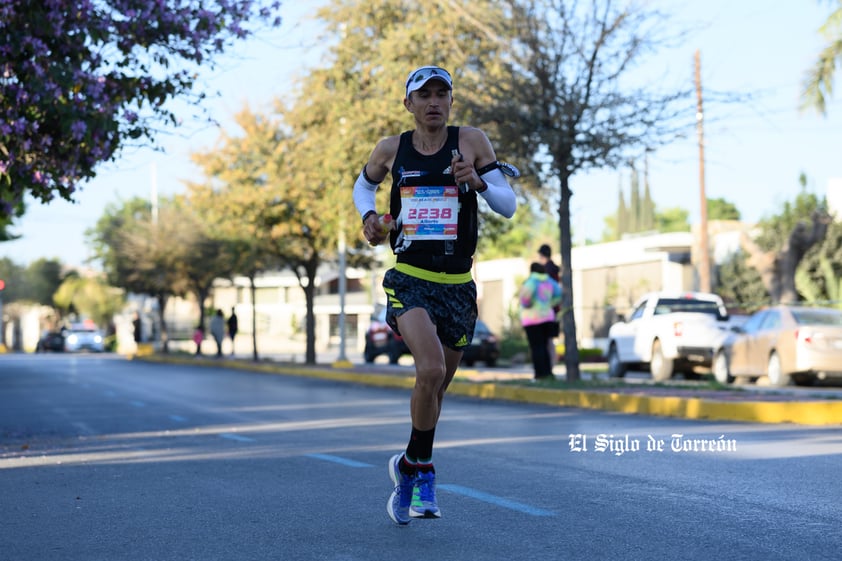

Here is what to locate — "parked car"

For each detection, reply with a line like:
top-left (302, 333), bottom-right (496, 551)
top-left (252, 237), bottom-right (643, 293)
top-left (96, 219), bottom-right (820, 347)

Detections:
top-left (712, 305), bottom-right (842, 387)
top-left (363, 307), bottom-right (409, 364)
top-left (363, 309), bottom-right (499, 368)
top-left (461, 319), bottom-right (499, 367)
top-left (63, 323), bottom-right (106, 353)
top-left (36, 329), bottom-right (66, 352)
top-left (606, 291), bottom-right (731, 381)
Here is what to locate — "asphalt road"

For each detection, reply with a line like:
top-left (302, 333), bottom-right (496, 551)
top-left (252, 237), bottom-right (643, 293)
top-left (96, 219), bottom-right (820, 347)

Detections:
top-left (1, 354), bottom-right (840, 561)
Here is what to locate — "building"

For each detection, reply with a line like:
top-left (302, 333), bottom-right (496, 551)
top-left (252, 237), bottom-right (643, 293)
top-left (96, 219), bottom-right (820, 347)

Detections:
top-left (197, 229), bottom-right (726, 358)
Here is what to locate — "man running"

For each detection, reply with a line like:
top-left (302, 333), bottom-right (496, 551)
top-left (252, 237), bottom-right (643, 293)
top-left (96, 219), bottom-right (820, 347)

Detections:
top-left (353, 65), bottom-right (517, 525)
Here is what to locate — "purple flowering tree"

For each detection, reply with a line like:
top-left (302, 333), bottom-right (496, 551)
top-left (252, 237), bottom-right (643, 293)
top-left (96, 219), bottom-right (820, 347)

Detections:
top-left (0, 0), bottom-right (281, 225)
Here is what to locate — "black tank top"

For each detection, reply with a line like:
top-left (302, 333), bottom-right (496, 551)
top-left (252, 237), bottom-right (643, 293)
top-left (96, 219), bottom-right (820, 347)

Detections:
top-left (389, 126), bottom-right (478, 273)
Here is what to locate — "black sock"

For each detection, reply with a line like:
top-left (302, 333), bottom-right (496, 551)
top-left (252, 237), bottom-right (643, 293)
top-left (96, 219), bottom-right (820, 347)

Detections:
top-left (405, 426), bottom-right (436, 466)
top-left (399, 455), bottom-right (417, 476)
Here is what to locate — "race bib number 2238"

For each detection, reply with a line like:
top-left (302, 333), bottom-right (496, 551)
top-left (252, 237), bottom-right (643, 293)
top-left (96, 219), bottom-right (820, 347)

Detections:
top-left (400, 185), bottom-right (459, 240)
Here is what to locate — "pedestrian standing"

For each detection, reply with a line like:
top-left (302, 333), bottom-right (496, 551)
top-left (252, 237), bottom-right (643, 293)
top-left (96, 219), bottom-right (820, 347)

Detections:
top-left (537, 244), bottom-right (560, 282)
top-left (354, 64), bottom-right (517, 525)
top-left (227, 307), bottom-right (238, 356)
top-left (132, 313), bottom-right (142, 345)
top-left (537, 244), bottom-right (561, 367)
top-left (193, 325), bottom-right (204, 356)
top-left (519, 262), bottom-right (562, 379)
top-left (210, 309), bottom-right (225, 358)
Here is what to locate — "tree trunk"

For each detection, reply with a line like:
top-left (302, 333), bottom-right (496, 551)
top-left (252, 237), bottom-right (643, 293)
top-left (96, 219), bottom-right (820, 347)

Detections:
top-left (559, 172), bottom-right (581, 382)
top-left (304, 262), bottom-right (318, 365)
top-left (199, 287), bottom-right (211, 328)
top-left (156, 293), bottom-right (170, 353)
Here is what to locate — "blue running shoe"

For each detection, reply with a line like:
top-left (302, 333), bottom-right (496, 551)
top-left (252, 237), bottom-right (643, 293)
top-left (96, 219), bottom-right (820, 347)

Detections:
top-left (387, 454), bottom-right (414, 525)
top-left (409, 469), bottom-right (441, 519)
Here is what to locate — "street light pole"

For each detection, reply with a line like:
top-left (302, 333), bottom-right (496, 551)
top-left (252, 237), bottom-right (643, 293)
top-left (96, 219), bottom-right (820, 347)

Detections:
top-left (333, 226), bottom-right (353, 368)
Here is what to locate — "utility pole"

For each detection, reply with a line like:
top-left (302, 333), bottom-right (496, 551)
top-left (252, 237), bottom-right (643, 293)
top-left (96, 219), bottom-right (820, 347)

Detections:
top-left (695, 49), bottom-right (712, 293)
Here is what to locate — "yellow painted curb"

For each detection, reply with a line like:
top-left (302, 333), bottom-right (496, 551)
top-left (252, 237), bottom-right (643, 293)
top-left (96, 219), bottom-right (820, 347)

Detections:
top-left (134, 354), bottom-right (842, 426)
top-left (445, 382), bottom-right (842, 426)
top-left (138, 354), bottom-right (417, 391)
top-left (136, 343), bottom-right (155, 357)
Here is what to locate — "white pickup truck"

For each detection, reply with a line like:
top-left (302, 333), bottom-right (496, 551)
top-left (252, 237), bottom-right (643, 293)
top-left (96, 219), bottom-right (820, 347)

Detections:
top-left (606, 292), bottom-right (732, 381)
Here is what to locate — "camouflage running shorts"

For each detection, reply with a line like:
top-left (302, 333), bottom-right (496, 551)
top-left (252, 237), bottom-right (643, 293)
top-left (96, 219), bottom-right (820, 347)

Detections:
top-left (382, 267), bottom-right (478, 351)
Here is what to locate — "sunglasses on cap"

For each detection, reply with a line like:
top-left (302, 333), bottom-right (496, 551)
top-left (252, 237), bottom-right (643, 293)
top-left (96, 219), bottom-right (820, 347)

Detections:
top-left (405, 66), bottom-right (453, 95)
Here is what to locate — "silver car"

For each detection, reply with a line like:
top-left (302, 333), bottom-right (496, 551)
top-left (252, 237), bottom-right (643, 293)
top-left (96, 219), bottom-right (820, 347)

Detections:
top-left (63, 324), bottom-right (106, 353)
top-left (712, 306), bottom-right (842, 387)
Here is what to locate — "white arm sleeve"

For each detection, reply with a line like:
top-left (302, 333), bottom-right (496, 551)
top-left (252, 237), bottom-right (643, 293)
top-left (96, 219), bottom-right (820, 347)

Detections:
top-left (353, 168), bottom-right (379, 219)
top-left (478, 168), bottom-right (517, 218)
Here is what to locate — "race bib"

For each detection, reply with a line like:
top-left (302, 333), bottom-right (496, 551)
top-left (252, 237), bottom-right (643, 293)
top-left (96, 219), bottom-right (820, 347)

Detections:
top-left (400, 185), bottom-right (459, 240)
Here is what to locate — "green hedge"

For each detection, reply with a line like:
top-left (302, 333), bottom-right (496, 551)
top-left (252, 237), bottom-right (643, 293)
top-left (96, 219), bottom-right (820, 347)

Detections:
top-left (499, 333), bottom-right (605, 362)
top-left (499, 336), bottom-right (529, 360)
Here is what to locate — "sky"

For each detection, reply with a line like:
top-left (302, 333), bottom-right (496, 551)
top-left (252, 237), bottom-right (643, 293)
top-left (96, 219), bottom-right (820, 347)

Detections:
top-left (2, 0), bottom-right (841, 269)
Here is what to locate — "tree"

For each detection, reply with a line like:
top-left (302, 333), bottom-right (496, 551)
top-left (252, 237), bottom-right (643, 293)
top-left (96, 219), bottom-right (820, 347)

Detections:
top-left (708, 197), bottom-right (741, 221)
top-left (179, 221), bottom-right (240, 339)
top-left (629, 163), bottom-right (642, 233)
top-left (53, 274), bottom-right (125, 330)
top-left (477, 204), bottom-right (549, 260)
top-left (801, 0), bottom-right (842, 115)
top-left (256, 0), bottom-right (524, 364)
top-left (0, 257), bottom-right (67, 306)
top-left (640, 158), bottom-right (655, 232)
top-left (0, 258), bottom-right (26, 304)
top-left (616, 178), bottom-right (629, 236)
top-left (0, 1), bottom-right (281, 228)
top-left (186, 107), bottom-right (288, 361)
top-left (187, 92), bottom-right (386, 365)
top-left (23, 259), bottom-right (65, 305)
top-left (604, 161), bottom-right (658, 240)
top-left (0, 257), bottom-right (69, 350)
top-left (796, 255), bottom-right (842, 309)
top-left (739, 179), bottom-right (831, 304)
top-left (795, 219), bottom-right (842, 306)
top-left (466, 0), bottom-right (694, 381)
top-left (259, 94), bottom-right (371, 365)
top-left (655, 207), bottom-right (691, 233)
top-left (0, 206), bottom-right (24, 244)
top-left (715, 252), bottom-right (768, 313)
top-left (87, 196), bottom-right (195, 352)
